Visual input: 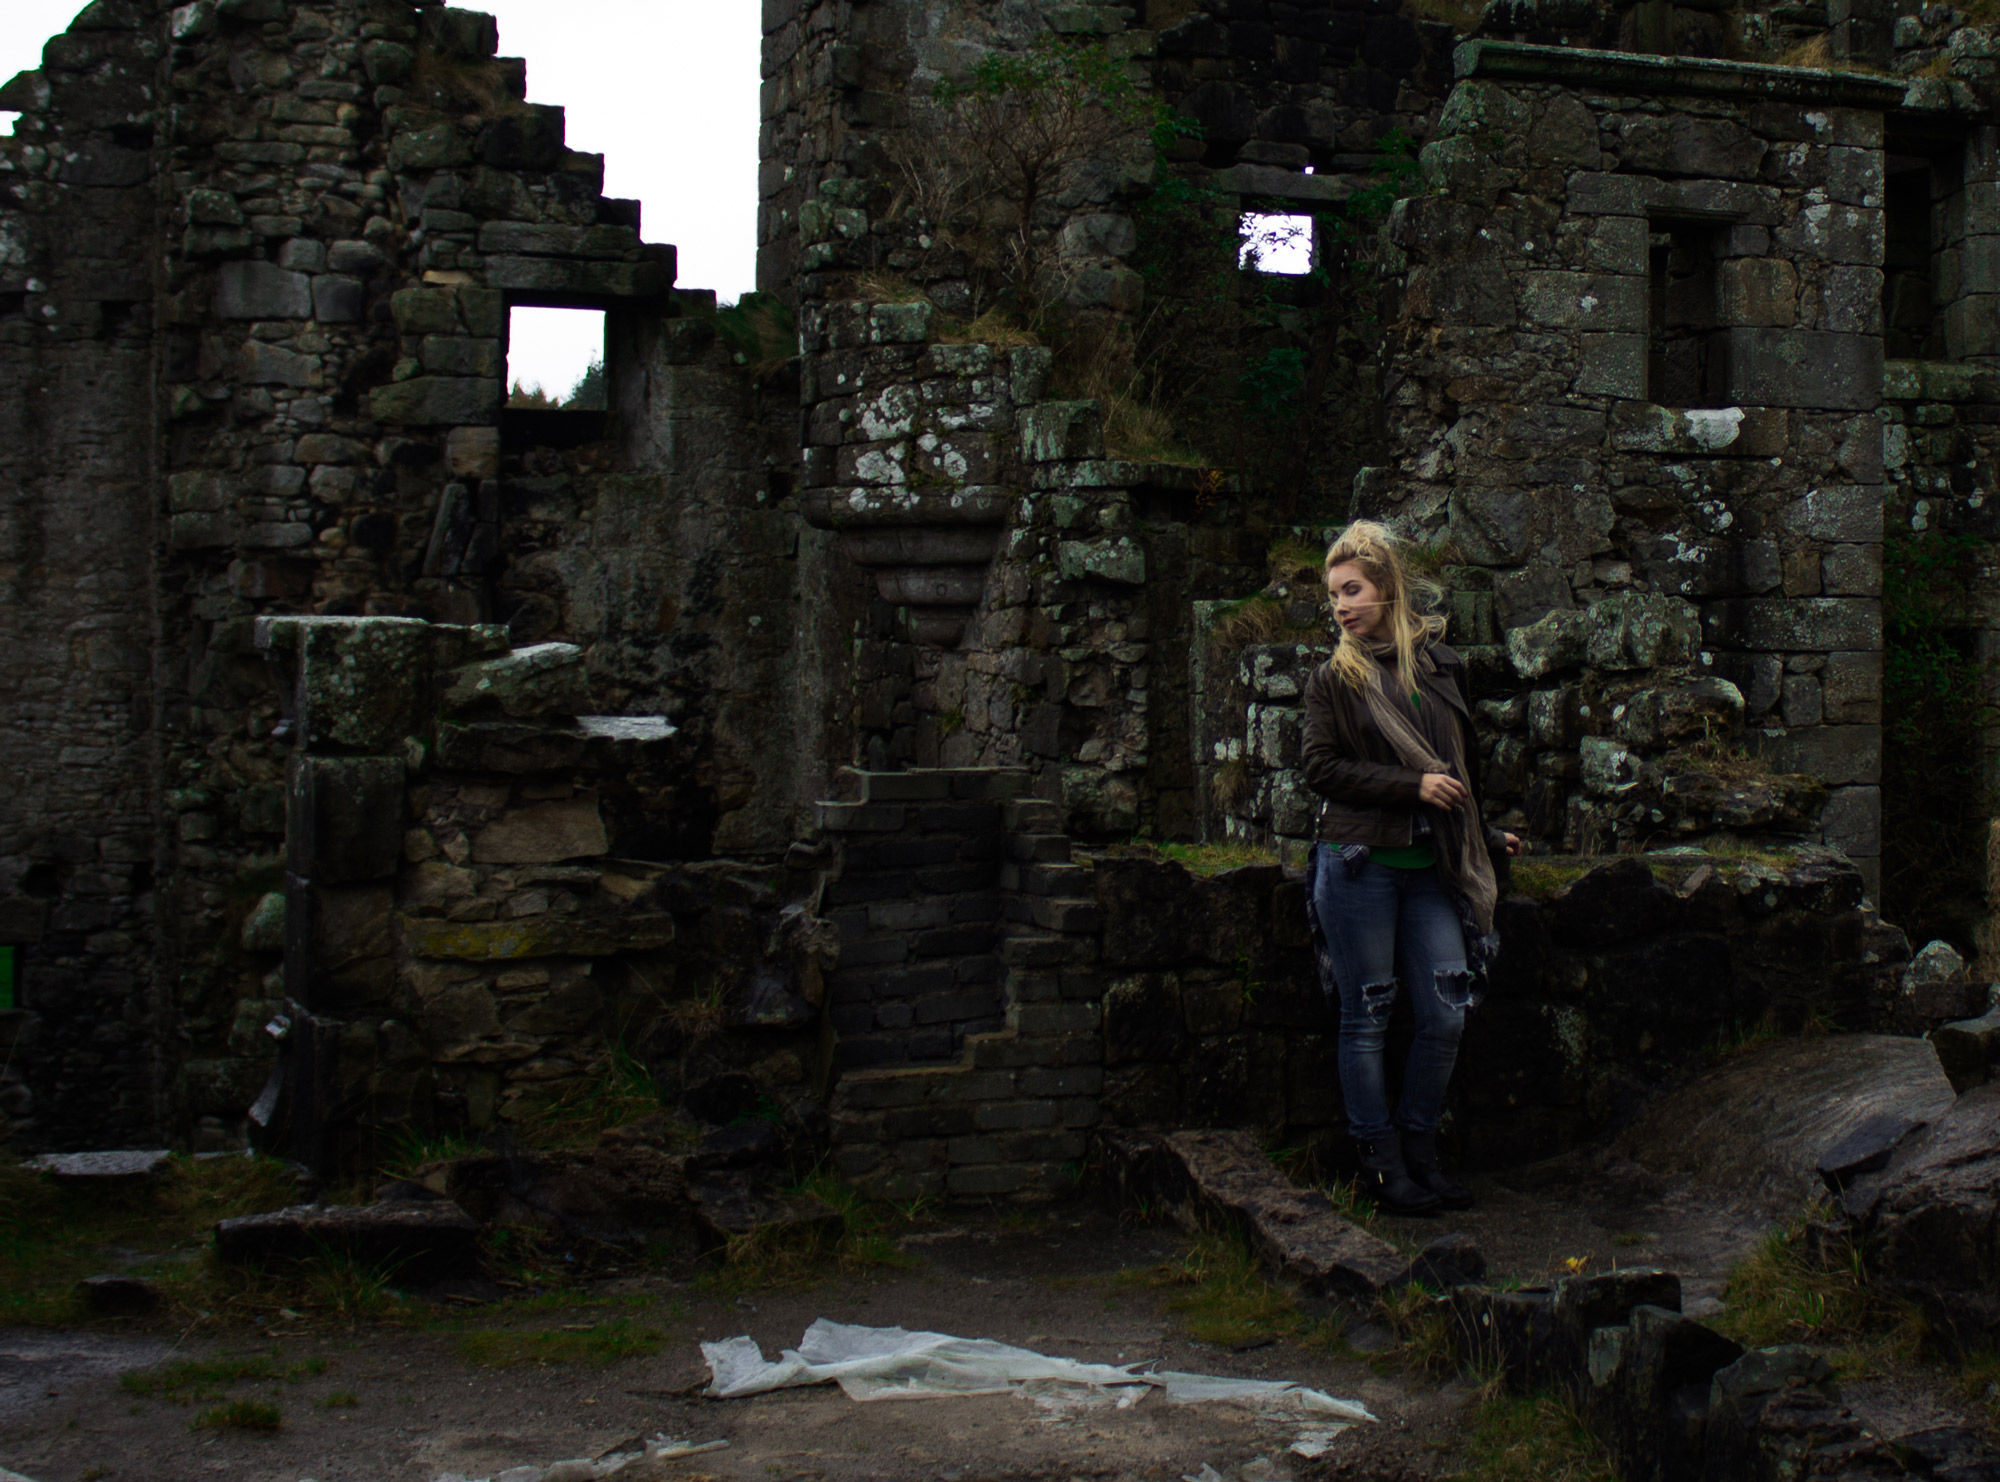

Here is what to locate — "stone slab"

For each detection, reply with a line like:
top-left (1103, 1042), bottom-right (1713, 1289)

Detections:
top-left (22, 1149), bottom-right (173, 1179)
top-left (214, 1199), bottom-right (479, 1279)
top-left (1103, 1128), bottom-right (1436, 1299)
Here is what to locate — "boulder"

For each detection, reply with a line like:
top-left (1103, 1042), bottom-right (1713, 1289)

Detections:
top-left (214, 1199), bottom-right (479, 1279)
top-left (1897, 940), bottom-right (1983, 1030)
top-left (1613, 1035), bottom-right (1956, 1215)
top-left (1852, 1081), bottom-right (2000, 1339)
top-left (1930, 1007), bottom-right (2000, 1095)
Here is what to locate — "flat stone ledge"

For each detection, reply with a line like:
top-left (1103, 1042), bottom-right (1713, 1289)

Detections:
top-left (1455, 39), bottom-right (1908, 108)
top-left (22, 1149), bottom-right (174, 1179)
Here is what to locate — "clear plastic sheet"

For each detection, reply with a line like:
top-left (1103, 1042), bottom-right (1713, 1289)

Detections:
top-left (701, 1318), bottom-right (1375, 1426)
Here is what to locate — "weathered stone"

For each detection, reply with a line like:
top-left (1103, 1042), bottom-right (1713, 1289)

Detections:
top-left (687, 1171), bottom-right (844, 1250)
top-left (1930, 1008), bottom-right (2000, 1095)
top-left (1506, 609), bottom-right (1586, 679)
top-left (1614, 1035), bottom-right (1956, 1215)
top-left (216, 261), bottom-right (312, 319)
top-left (1584, 594), bottom-right (1699, 672)
top-left (398, 913), bottom-right (672, 961)
top-left (214, 1200), bottom-right (479, 1278)
top-left (78, 1273), bottom-right (162, 1315)
top-left (1102, 1128), bottom-right (1430, 1299)
top-left (1900, 939), bottom-right (1979, 1025)
top-left (442, 642), bottom-right (589, 719)
top-left (22, 1149), bottom-right (174, 1179)
top-left (469, 795), bottom-right (609, 865)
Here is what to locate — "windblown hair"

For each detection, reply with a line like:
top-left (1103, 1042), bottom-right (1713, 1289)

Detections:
top-left (1323, 520), bottom-right (1446, 693)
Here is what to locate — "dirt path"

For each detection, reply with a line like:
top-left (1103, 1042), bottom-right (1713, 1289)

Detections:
top-left (0, 1206), bottom-right (1473, 1482)
top-left (0, 1165), bottom-right (1948, 1482)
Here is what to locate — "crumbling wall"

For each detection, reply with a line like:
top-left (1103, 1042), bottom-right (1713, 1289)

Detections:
top-left (0, 0), bottom-right (843, 1154)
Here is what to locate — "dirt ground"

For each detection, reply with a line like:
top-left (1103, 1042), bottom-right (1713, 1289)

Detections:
top-left (0, 1158), bottom-right (1823, 1482)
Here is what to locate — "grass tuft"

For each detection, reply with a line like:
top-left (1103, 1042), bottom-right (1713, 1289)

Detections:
top-left (1145, 840), bottom-right (1283, 876)
top-left (1709, 1219), bottom-right (1917, 1375)
top-left (1452, 1392), bottom-right (1615, 1482)
top-left (191, 1399), bottom-right (283, 1433)
top-left (1117, 1231), bottom-right (1332, 1349)
top-left (697, 1171), bottom-right (920, 1296)
top-left (503, 1045), bottom-right (678, 1152)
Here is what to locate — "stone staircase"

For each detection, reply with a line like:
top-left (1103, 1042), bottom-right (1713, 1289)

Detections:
top-left (816, 768), bottom-right (1104, 1202)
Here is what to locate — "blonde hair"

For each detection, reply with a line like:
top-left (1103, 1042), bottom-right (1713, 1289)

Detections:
top-left (1323, 520), bottom-right (1446, 692)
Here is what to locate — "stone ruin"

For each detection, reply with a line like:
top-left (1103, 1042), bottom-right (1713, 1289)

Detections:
top-left (4, 0), bottom-right (2000, 1228)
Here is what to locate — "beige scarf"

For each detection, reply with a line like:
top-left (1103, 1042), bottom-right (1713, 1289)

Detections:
top-left (1357, 639), bottom-right (1498, 935)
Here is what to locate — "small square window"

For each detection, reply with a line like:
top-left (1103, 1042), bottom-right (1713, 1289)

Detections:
top-left (506, 306), bottom-right (606, 411)
top-left (1239, 212), bottom-right (1315, 275)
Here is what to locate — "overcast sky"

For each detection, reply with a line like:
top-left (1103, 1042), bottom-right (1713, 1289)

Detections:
top-left (0, 0), bottom-right (760, 397)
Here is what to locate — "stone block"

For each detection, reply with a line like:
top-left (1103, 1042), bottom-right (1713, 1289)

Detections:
top-left (1584, 593), bottom-right (1700, 671)
top-left (1507, 609), bottom-right (1586, 679)
top-left (216, 261), bottom-right (312, 319)
top-left (441, 642), bottom-right (588, 718)
top-left (1722, 329), bottom-right (1881, 411)
top-left (1702, 597), bottom-right (1881, 652)
top-left (1775, 200), bottom-right (1884, 264)
top-left (1822, 651), bottom-right (1881, 723)
top-left (1784, 485), bottom-right (1882, 543)
top-left (1615, 114), bottom-right (1766, 179)
top-left (1576, 334), bottom-right (1645, 398)
top-left (469, 794), bottom-right (608, 865)
top-left (1518, 271), bottom-right (1645, 333)
top-left (1821, 785), bottom-right (1880, 858)
top-left (1748, 724), bottom-right (1880, 785)
top-left (1820, 543), bottom-right (1881, 596)
top-left (215, 1200), bottom-right (478, 1279)
top-left (420, 336), bottom-right (502, 378)
top-left (240, 341), bottom-right (317, 386)
top-left (1057, 536), bottom-right (1145, 585)
top-left (1716, 258), bottom-right (1797, 328)
top-left (368, 376), bottom-right (500, 426)
top-left (263, 616), bottom-right (433, 754)
top-left (389, 122), bottom-right (472, 171)
top-left (1944, 295), bottom-right (2000, 359)
top-left (391, 287), bottom-right (462, 335)
top-left (476, 221), bottom-right (639, 258)
top-left (288, 754), bottom-right (404, 884)
top-left (484, 256), bottom-right (666, 299)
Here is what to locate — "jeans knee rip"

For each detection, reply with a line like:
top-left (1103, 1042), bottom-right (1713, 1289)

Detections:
top-left (1359, 978), bottom-right (1398, 1025)
top-left (1434, 967), bottom-right (1477, 1011)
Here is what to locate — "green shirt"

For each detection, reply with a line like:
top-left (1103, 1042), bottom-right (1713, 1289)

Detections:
top-left (1375, 687), bottom-right (1435, 868)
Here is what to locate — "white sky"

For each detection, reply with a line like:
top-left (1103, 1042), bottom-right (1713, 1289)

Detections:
top-left (1, 0), bottom-right (759, 395)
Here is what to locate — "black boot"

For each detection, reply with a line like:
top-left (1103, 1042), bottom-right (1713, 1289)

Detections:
top-left (1355, 1132), bottom-right (1441, 1216)
top-left (1401, 1129), bottom-right (1474, 1210)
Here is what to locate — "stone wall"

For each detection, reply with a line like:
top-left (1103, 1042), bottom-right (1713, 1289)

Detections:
top-left (0, 0), bottom-right (168, 1151)
top-left (1372, 43), bottom-right (1928, 891)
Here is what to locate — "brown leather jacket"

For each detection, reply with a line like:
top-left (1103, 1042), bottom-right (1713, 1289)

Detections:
top-left (1300, 642), bottom-right (1490, 848)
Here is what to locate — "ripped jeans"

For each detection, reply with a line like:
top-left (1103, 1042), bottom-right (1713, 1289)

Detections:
top-left (1309, 845), bottom-right (1471, 1143)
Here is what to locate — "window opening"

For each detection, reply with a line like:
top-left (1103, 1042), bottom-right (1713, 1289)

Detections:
top-left (1239, 213), bottom-right (1315, 276)
top-left (1647, 220), bottom-right (1725, 408)
top-left (1883, 145), bottom-right (1957, 361)
top-left (0, 945), bottom-right (15, 1011)
top-left (506, 306), bottom-right (606, 411)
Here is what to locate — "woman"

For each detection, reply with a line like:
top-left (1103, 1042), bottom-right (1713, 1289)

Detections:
top-left (1300, 521), bottom-right (1521, 1216)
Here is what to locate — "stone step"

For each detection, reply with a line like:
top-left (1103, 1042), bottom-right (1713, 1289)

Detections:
top-left (1101, 1127), bottom-right (1483, 1301)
